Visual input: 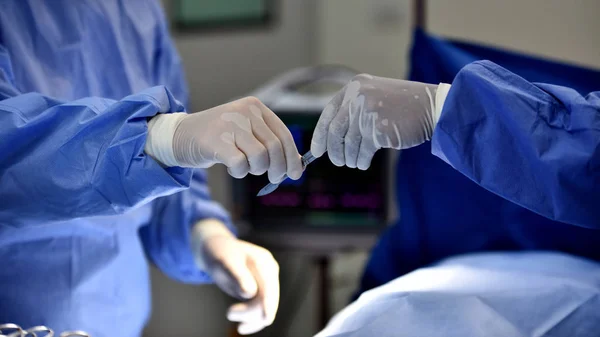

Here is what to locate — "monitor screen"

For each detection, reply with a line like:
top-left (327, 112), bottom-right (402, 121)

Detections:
top-left (174, 0), bottom-right (273, 30)
top-left (236, 112), bottom-right (389, 232)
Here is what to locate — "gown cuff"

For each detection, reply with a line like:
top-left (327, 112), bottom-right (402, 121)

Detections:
top-left (433, 83), bottom-right (452, 125)
top-left (145, 112), bottom-right (187, 167)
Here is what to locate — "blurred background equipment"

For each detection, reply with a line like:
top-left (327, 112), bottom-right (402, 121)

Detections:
top-left (235, 65), bottom-right (393, 253)
top-left (146, 1), bottom-right (600, 336)
top-left (174, 0), bottom-right (274, 31)
top-left (237, 65), bottom-right (394, 332)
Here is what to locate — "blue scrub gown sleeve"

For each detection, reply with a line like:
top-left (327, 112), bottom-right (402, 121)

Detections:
top-left (431, 60), bottom-right (600, 229)
top-left (0, 56), bottom-right (193, 225)
top-left (139, 169), bottom-right (236, 284)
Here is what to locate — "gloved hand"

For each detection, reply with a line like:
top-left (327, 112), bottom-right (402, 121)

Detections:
top-left (145, 96), bottom-right (303, 183)
top-left (191, 219), bottom-right (279, 335)
top-left (310, 74), bottom-right (451, 170)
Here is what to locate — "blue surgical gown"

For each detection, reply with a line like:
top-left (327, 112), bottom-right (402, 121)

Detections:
top-left (0, 1), bottom-right (233, 336)
top-left (358, 60), bottom-right (600, 296)
top-left (319, 252), bottom-right (600, 337)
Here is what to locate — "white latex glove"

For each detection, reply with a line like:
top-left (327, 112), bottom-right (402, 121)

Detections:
top-left (145, 96), bottom-right (303, 183)
top-left (310, 74), bottom-right (451, 170)
top-left (191, 219), bottom-right (279, 335)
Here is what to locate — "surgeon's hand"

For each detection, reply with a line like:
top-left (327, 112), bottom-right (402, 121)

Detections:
top-left (191, 219), bottom-right (279, 335)
top-left (310, 74), bottom-right (451, 170)
top-left (145, 96), bottom-right (303, 184)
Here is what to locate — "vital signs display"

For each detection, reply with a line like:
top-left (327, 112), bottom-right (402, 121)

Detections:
top-left (238, 113), bottom-right (389, 231)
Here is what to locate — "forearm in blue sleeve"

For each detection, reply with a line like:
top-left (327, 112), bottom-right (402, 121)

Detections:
top-left (431, 60), bottom-right (600, 229)
top-left (139, 169), bottom-right (235, 284)
top-left (0, 86), bottom-right (193, 226)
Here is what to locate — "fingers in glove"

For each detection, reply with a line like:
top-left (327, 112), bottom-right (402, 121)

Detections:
top-left (311, 90), bottom-right (344, 158)
top-left (258, 104), bottom-right (303, 180)
top-left (227, 242), bottom-right (279, 326)
top-left (249, 249), bottom-right (279, 325)
top-left (226, 244), bottom-right (279, 335)
top-left (327, 107), bottom-right (351, 167)
top-left (227, 300), bottom-right (263, 323)
top-left (247, 108), bottom-right (288, 183)
top-left (228, 301), bottom-right (269, 335)
top-left (326, 79), bottom-right (364, 167)
top-left (215, 143), bottom-right (250, 179)
top-left (237, 322), bottom-right (268, 336)
top-left (343, 95), bottom-right (366, 168)
top-left (356, 137), bottom-right (378, 171)
top-left (210, 255), bottom-right (258, 300)
top-left (234, 128), bottom-right (269, 176)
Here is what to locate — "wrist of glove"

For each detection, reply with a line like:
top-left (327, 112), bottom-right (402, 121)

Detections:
top-left (145, 97), bottom-right (303, 184)
top-left (191, 219), bottom-right (279, 335)
top-left (310, 74), bottom-right (451, 170)
top-left (145, 112), bottom-right (187, 167)
top-left (433, 83), bottom-right (452, 125)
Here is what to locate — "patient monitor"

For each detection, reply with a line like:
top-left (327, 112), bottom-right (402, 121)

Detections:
top-left (234, 66), bottom-right (394, 252)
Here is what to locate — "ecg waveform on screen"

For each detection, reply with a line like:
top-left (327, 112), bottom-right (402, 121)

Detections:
top-left (260, 192), bottom-right (382, 210)
top-left (259, 192), bottom-right (302, 207)
top-left (340, 193), bottom-right (381, 209)
top-left (307, 194), bottom-right (336, 209)
top-left (247, 118), bottom-right (387, 226)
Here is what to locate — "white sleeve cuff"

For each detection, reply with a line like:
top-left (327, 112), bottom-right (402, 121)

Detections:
top-left (145, 112), bottom-right (187, 167)
top-left (433, 83), bottom-right (452, 125)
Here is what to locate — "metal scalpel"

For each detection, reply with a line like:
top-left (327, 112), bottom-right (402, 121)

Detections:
top-left (256, 151), bottom-right (317, 196)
